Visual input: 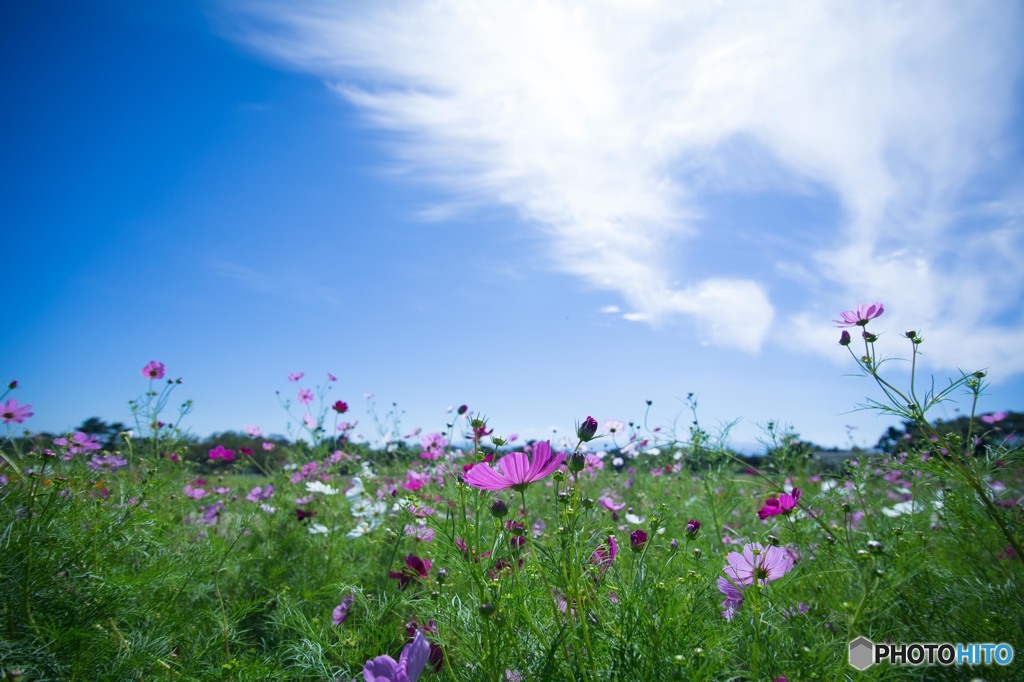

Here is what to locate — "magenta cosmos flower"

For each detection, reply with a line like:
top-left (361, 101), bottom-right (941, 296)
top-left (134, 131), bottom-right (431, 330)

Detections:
top-left (464, 440), bottom-right (565, 492)
top-left (208, 444), bottom-right (235, 462)
top-left (757, 488), bottom-right (802, 519)
top-left (833, 303), bottom-right (884, 327)
top-left (363, 629), bottom-right (431, 682)
top-left (2, 398), bottom-right (34, 424)
top-left (724, 542), bottom-right (794, 586)
top-left (141, 361), bottom-right (166, 380)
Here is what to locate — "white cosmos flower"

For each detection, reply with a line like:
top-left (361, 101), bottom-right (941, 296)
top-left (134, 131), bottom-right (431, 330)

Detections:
top-left (346, 520), bottom-right (373, 539)
top-left (308, 523), bottom-right (331, 535)
top-left (306, 480), bottom-right (339, 496)
top-left (345, 477), bottom-right (364, 502)
top-left (625, 513), bottom-right (646, 525)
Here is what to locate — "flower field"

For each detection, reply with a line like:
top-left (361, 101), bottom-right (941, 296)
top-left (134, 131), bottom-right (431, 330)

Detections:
top-left (2, 306), bottom-right (1022, 681)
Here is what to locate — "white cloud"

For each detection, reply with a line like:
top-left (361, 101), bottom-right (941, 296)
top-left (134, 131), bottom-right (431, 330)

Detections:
top-left (226, 0), bottom-right (1023, 364)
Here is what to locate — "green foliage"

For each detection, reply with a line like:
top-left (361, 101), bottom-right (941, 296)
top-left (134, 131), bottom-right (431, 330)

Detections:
top-left (0, 352), bottom-right (1021, 680)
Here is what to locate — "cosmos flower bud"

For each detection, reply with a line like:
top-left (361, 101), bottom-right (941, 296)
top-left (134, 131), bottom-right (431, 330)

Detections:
top-left (457, 404), bottom-right (469, 415)
top-left (685, 519), bottom-right (701, 537)
top-left (479, 604), bottom-right (496, 618)
top-left (629, 529), bottom-right (648, 553)
top-left (839, 330), bottom-right (852, 346)
top-left (577, 416), bottom-right (599, 442)
top-left (568, 451), bottom-right (587, 473)
top-left (490, 500), bottom-right (508, 518)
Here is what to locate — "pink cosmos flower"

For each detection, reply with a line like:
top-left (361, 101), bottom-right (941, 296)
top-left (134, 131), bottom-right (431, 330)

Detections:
top-left (598, 496), bottom-right (626, 512)
top-left (402, 469), bottom-right (429, 491)
top-left (208, 445), bottom-right (235, 462)
top-left (262, 441), bottom-right (275, 451)
top-left (245, 425), bottom-right (262, 437)
top-left (463, 440), bottom-right (565, 492)
top-left (404, 524), bottom-right (435, 542)
top-left (183, 483), bottom-right (207, 499)
top-left (758, 488), bottom-right (802, 519)
top-left (141, 361), bottom-right (166, 380)
top-left (297, 388), bottom-right (315, 405)
top-left (833, 303), bottom-right (885, 327)
top-left (288, 372), bottom-right (304, 382)
top-left (363, 629), bottom-right (431, 682)
top-left (2, 398), bottom-right (34, 424)
top-left (980, 411), bottom-right (1008, 425)
top-left (590, 535), bottom-right (618, 580)
top-left (724, 542), bottom-right (794, 586)
top-left (327, 373), bottom-right (337, 382)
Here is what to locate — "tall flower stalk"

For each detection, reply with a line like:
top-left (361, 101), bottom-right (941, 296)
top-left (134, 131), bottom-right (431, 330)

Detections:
top-left (838, 304), bottom-right (1023, 562)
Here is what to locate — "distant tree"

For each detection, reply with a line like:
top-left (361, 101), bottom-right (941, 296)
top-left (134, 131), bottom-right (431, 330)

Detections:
top-left (874, 412), bottom-right (1022, 456)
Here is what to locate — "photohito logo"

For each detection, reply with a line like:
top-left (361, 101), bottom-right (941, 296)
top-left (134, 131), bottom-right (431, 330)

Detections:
top-left (849, 637), bottom-right (1014, 670)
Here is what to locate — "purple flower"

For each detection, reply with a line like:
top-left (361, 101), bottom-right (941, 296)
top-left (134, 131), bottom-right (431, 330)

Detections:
top-left (833, 303), bottom-right (885, 327)
top-left (685, 519), bottom-right (701, 537)
top-left (141, 361), bottom-right (166, 380)
top-left (1, 398), bottom-right (34, 424)
top-left (577, 416), bottom-right (599, 442)
top-left (199, 500), bottom-right (224, 525)
top-left (297, 388), bottom-right (315, 405)
top-left (333, 593), bottom-right (355, 625)
top-left (724, 542), bottom-right (794, 586)
top-left (390, 554), bottom-right (432, 590)
top-left (717, 576), bottom-right (744, 621)
top-left (332, 400), bottom-right (349, 414)
top-left (54, 431), bottom-right (102, 457)
top-left (87, 453), bottom-right (127, 473)
top-left (464, 441), bottom-right (565, 492)
top-left (757, 488), bottom-right (802, 519)
top-left (363, 629), bottom-right (431, 682)
top-left (629, 529), bottom-right (648, 553)
top-left (246, 485), bottom-right (275, 503)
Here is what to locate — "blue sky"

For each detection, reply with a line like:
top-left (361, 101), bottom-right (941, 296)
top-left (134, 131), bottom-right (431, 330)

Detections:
top-left (4, 0), bottom-right (1024, 451)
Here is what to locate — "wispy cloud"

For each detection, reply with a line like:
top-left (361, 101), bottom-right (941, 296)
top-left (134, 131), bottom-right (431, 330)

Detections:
top-left (226, 0), bottom-right (1024, 366)
top-left (211, 258), bottom-right (344, 309)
